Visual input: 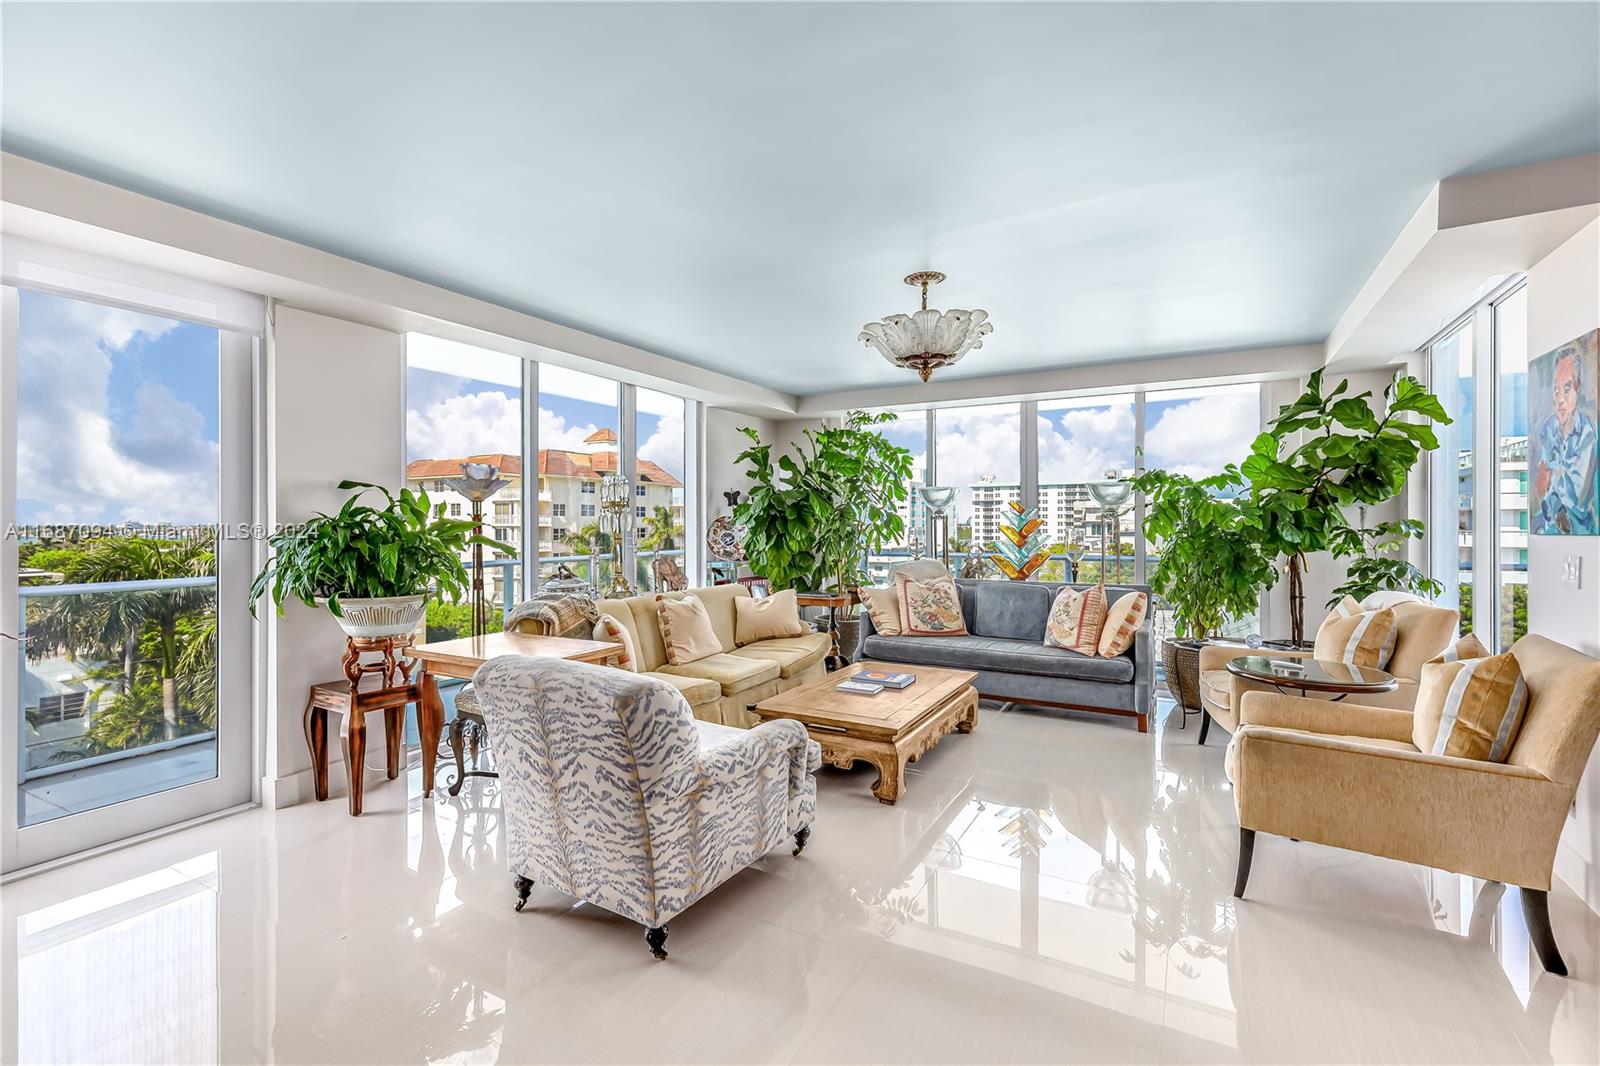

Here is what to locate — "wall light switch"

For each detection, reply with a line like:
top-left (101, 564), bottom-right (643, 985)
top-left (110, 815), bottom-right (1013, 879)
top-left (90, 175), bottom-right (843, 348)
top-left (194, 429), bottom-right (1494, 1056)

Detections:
top-left (1562, 555), bottom-right (1583, 589)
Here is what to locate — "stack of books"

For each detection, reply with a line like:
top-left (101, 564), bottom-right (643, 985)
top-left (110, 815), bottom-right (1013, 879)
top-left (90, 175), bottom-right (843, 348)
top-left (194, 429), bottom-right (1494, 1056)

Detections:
top-left (837, 670), bottom-right (916, 695)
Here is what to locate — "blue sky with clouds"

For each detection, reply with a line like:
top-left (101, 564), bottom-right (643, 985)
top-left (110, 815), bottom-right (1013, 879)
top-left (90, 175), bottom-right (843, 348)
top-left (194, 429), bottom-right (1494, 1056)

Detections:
top-left (16, 289), bottom-right (220, 525)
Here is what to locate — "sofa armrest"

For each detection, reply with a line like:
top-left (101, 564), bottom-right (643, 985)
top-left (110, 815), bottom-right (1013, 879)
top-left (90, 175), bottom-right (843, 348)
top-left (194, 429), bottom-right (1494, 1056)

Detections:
top-left (855, 599), bottom-right (878, 661)
top-left (1230, 726), bottom-right (1569, 888)
top-left (698, 718), bottom-right (818, 780)
top-left (1238, 689), bottom-right (1415, 743)
top-left (1132, 619), bottom-right (1154, 716)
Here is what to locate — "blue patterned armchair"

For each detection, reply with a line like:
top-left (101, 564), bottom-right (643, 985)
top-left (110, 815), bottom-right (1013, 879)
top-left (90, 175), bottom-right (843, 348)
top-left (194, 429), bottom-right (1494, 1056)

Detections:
top-left (471, 655), bottom-right (822, 959)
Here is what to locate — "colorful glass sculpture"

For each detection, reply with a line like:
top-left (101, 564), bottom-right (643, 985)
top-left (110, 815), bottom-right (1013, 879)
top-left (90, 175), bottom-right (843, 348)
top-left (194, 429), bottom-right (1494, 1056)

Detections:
top-left (988, 500), bottom-right (1050, 581)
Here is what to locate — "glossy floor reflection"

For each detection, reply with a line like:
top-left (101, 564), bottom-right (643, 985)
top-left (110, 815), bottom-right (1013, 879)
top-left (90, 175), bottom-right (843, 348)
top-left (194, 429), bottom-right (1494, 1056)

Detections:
top-left (3, 700), bottom-right (1597, 1064)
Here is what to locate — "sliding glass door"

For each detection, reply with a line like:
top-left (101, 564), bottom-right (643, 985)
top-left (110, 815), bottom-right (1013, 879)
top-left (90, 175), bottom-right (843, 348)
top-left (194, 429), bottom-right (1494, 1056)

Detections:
top-left (1, 263), bottom-right (256, 872)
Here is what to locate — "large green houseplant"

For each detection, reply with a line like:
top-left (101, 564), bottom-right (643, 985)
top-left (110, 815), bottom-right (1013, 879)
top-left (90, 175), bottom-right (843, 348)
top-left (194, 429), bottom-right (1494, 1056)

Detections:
top-left (1240, 371), bottom-right (1449, 644)
top-left (1126, 465), bottom-right (1278, 707)
top-left (732, 411), bottom-right (914, 593)
top-left (249, 481), bottom-right (513, 637)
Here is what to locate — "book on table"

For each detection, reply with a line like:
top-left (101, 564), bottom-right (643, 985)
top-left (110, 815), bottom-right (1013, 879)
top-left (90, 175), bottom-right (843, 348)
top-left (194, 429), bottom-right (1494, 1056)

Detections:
top-left (836, 680), bottom-right (885, 695)
top-left (853, 669), bottom-right (915, 689)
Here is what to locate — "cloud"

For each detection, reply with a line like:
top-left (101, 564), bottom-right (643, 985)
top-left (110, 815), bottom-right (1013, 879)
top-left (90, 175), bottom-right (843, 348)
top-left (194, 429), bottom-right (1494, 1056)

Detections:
top-left (1145, 391), bottom-right (1259, 479)
top-left (932, 407), bottom-right (1022, 519)
top-left (1038, 403), bottom-right (1136, 486)
top-left (16, 293), bottom-right (217, 524)
top-left (637, 413), bottom-right (685, 481)
top-left (539, 406), bottom-right (604, 453)
top-left (405, 385), bottom-right (522, 460)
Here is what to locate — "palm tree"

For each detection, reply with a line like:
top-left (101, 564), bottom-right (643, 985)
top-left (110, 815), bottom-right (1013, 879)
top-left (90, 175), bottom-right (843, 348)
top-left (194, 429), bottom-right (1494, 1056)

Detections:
top-left (638, 506), bottom-right (683, 553)
top-left (25, 535), bottom-right (216, 741)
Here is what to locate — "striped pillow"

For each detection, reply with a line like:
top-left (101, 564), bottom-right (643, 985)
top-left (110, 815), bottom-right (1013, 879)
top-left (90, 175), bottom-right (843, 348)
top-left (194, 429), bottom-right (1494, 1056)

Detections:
top-left (1429, 632), bottom-right (1490, 664)
top-left (1329, 594), bottom-right (1365, 619)
top-left (593, 614), bottom-right (637, 672)
top-left (1097, 590), bottom-right (1148, 658)
top-left (1412, 652), bottom-right (1528, 761)
top-left (1314, 604), bottom-right (1397, 670)
top-left (1044, 584), bottom-right (1106, 654)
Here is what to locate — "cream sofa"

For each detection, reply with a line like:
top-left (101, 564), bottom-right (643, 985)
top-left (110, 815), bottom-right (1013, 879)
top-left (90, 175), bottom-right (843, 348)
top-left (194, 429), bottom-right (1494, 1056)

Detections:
top-left (1226, 633), bottom-right (1600, 974)
top-left (1197, 593), bottom-right (1458, 743)
top-left (597, 584), bottom-right (830, 727)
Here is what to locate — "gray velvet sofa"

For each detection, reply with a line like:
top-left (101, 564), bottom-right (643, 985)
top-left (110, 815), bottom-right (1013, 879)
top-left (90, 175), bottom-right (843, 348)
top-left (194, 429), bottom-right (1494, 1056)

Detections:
top-left (853, 578), bottom-right (1155, 732)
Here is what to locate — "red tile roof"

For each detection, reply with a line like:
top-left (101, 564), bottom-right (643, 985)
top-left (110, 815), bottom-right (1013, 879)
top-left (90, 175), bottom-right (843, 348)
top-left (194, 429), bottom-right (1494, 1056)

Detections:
top-left (406, 450), bottom-right (681, 488)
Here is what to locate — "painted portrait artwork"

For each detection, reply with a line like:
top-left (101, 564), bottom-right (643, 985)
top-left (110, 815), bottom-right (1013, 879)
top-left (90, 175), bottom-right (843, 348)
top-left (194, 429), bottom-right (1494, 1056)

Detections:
top-left (1528, 328), bottom-right (1599, 536)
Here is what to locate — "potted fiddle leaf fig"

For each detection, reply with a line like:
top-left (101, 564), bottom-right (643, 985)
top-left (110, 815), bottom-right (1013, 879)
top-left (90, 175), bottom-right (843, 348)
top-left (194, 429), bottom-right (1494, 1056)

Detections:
top-left (1239, 370), bottom-right (1450, 645)
top-left (1127, 465), bottom-right (1278, 711)
top-left (733, 410), bottom-right (914, 595)
top-left (249, 481), bottom-right (514, 638)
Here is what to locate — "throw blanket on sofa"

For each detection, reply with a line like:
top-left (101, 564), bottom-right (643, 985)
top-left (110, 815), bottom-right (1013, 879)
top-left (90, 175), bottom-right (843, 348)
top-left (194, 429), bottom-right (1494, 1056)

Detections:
top-left (506, 593), bottom-right (598, 639)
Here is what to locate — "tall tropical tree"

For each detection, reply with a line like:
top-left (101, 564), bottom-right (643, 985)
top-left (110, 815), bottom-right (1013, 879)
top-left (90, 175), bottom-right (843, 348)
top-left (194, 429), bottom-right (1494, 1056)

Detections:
top-left (25, 535), bottom-right (216, 741)
top-left (638, 505), bottom-right (682, 553)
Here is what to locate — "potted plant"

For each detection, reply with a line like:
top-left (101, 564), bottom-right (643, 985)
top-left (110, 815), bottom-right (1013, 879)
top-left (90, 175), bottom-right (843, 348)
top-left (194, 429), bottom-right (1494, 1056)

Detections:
top-left (732, 411), bottom-right (914, 595)
top-left (249, 481), bottom-right (513, 638)
top-left (1126, 465), bottom-right (1278, 710)
top-left (1239, 371), bottom-right (1450, 644)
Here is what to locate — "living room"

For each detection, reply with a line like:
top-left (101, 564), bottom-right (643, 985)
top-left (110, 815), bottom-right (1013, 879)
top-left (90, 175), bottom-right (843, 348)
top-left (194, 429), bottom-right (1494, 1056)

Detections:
top-left (1, 3), bottom-right (1598, 1064)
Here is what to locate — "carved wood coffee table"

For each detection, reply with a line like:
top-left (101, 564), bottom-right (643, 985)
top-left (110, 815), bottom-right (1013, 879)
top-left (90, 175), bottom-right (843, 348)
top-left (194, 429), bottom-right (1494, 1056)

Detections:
top-left (752, 662), bottom-right (978, 805)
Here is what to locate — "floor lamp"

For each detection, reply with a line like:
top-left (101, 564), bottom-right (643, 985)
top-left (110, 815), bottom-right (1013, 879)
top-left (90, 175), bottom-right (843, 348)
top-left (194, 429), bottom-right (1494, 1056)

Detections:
top-left (1087, 475), bottom-right (1132, 585)
top-left (444, 461), bottom-right (509, 638)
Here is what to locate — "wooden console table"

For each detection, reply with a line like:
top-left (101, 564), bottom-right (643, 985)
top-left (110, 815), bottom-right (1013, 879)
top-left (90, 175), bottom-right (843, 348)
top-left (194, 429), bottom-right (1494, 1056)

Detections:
top-left (411, 631), bottom-right (622, 798)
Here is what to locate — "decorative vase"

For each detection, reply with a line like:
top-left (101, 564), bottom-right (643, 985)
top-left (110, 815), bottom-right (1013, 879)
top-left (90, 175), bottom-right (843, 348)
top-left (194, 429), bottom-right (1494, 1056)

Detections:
top-left (321, 594), bottom-right (427, 639)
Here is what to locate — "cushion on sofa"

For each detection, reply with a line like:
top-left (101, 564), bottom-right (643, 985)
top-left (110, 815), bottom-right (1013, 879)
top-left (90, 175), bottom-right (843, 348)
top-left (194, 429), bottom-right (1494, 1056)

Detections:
top-left (659, 653), bottom-right (782, 695)
top-left (643, 671), bottom-right (721, 707)
top-left (734, 589), bottom-right (808, 645)
top-left (729, 632), bottom-right (830, 679)
top-left (862, 633), bottom-right (1134, 684)
top-left (973, 580), bottom-right (1054, 641)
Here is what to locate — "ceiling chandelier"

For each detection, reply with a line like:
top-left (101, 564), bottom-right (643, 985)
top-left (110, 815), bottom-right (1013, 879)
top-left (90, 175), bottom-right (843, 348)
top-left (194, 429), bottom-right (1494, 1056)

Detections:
top-left (859, 270), bottom-right (992, 383)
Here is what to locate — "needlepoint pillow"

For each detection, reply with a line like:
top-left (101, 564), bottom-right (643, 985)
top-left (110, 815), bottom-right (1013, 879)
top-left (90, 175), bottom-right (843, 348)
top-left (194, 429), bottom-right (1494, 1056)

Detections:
top-left (656, 594), bottom-right (721, 665)
top-left (1098, 590), bottom-right (1149, 658)
top-left (1428, 631), bottom-right (1491, 664)
top-left (593, 613), bottom-right (638, 672)
top-left (894, 572), bottom-right (967, 637)
top-left (1044, 584), bottom-right (1106, 654)
top-left (1412, 652), bottom-right (1529, 761)
top-left (860, 586), bottom-right (902, 637)
top-left (734, 588), bottom-right (808, 646)
top-left (1314, 603), bottom-right (1398, 670)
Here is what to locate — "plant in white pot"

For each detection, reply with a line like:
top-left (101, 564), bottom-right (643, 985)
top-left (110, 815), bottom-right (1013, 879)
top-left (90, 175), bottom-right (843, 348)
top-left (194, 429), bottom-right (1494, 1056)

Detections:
top-left (249, 481), bottom-right (513, 638)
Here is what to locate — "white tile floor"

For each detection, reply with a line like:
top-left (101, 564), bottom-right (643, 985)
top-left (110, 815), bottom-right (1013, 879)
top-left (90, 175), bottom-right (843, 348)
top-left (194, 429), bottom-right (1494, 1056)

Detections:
top-left (3, 700), bottom-right (1596, 1064)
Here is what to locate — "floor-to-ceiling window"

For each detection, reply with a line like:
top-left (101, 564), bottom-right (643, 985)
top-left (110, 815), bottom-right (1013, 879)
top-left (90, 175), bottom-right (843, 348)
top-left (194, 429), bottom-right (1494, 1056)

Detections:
top-left (1427, 276), bottom-right (1528, 649)
top-left (934, 403), bottom-right (1021, 565)
top-left (404, 336), bottom-right (524, 633)
top-left (634, 387), bottom-right (686, 592)
top-left (866, 409), bottom-right (931, 581)
top-left (2, 240), bottom-right (257, 872)
top-left (1036, 395), bottom-right (1135, 583)
top-left (538, 366), bottom-right (620, 589)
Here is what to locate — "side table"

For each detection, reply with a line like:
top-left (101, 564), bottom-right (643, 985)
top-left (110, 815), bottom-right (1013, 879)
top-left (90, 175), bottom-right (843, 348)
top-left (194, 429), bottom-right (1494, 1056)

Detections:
top-left (796, 589), bottom-right (861, 671)
top-left (303, 636), bottom-right (421, 816)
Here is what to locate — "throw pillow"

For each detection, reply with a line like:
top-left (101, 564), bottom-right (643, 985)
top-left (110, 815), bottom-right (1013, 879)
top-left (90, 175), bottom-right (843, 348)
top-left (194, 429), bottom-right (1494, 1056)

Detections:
top-left (1412, 652), bottom-right (1529, 761)
top-left (1043, 584), bottom-right (1106, 654)
top-left (593, 614), bottom-right (637, 672)
top-left (1329, 594), bottom-right (1364, 619)
top-left (1314, 604), bottom-right (1398, 670)
top-left (1429, 632), bottom-right (1491, 665)
top-left (860, 586), bottom-right (902, 636)
top-left (895, 572), bottom-right (968, 636)
top-left (734, 588), bottom-right (807, 646)
top-left (1098, 590), bottom-right (1149, 658)
top-left (656, 594), bottom-right (721, 665)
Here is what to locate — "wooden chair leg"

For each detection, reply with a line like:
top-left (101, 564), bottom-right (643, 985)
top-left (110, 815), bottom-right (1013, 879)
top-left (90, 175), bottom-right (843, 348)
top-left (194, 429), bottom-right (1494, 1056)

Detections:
top-left (303, 696), bottom-right (329, 802)
top-left (384, 704), bottom-right (403, 780)
top-left (340, 708), bottom-right (367, 817)
top-left (1234, 828), bottom-right (1256, 899)
top-left (1521, 888), bottom-right (1568, 976)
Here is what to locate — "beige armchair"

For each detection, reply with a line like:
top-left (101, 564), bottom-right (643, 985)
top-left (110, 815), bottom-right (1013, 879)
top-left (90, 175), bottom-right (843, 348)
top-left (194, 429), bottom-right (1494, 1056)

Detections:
top-left (1197, 597), bottom-right (1458, 743)
top-left (1226, 633), bottom-right (1600, 974)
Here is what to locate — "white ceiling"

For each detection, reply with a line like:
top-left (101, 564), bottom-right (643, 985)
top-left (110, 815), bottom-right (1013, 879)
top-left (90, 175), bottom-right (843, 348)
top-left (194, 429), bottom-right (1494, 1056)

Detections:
top-left (2, 3), bottom-right (1597, 396)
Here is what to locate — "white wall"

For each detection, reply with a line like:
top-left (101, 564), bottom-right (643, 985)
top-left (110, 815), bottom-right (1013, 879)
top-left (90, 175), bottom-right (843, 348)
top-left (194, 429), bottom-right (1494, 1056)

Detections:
top-left (262, 306), bottom-right (404, 808)
top-left (1526, 220), bottom-right (1600, 914)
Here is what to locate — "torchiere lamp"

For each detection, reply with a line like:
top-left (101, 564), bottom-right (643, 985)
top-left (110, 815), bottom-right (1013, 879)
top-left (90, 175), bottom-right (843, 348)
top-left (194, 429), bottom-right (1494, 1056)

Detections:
top-left (444, 461), bottom-right (509, 638)
top-left (600, 473), bottom-right (635, 598)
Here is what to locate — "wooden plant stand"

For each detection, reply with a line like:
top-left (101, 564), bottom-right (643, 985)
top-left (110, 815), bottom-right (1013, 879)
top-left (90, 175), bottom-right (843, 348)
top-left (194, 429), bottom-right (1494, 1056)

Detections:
top-left (304, 635), bottom-right (421, 816)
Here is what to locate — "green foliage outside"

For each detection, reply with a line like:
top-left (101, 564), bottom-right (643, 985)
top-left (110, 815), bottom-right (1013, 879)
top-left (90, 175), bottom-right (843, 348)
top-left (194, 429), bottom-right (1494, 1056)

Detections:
top-left (425, 599), bottom-right (505, 640)
top-left (734, 411), bottom-right (914, 592)
top-left (1457, 581), bottom-right (1529, 643)
top-left (24, 535), bottom-right (218, 760)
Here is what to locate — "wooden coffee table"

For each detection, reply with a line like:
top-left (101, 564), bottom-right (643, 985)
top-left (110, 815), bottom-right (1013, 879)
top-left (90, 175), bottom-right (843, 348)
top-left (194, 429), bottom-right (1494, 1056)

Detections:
top-left (752, 663), bottom-right (978, 805)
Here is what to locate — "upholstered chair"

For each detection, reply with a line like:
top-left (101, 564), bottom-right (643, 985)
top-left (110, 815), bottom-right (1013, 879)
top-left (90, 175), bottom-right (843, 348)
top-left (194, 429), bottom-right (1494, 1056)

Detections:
top-left (1226, 634), bottom-right (1600, 974)
top-left (471, 655), bottom-right (822, 959)
top-left (1197, 594), bottom-right (1458, 743)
